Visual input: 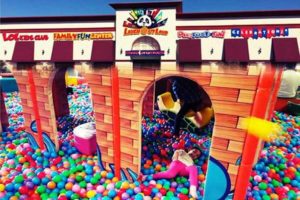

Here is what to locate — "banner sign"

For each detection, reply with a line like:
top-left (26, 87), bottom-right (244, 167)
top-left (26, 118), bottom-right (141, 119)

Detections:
top-left (54, 32), bottom-right (113, 41)
top-left (125, 50), bottom-right (165, 56)
top-left (231, 27), bottom-right (289, 39)
top-left (2, 33), bottom-right (49, 41)
top-left (123, 8), bottom-right (168, 36)
top-left (177, 31), bottom-right (225, 39)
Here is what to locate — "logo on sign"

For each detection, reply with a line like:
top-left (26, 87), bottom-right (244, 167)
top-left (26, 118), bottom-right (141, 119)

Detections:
top-left (54, 32), bottom-right (113, 40)
top-left (178, 31), bottom-right (225, 39)
top-left (123, 9), bottom-right (168, 36)
top-left (2, 33), bottom-right (49, 41)
top-left (231, 28), bottom-right (289, 39)
top-left (125, 50), bottom-right (165, 56)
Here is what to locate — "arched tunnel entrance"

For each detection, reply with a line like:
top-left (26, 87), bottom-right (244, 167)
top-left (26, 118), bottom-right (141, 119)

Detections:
top-left (140, 75), bottom-right (215, 197)
top-left (51, 64), bottom-right (95, 154)
top-left (0, 69), bottom-right (24, 132)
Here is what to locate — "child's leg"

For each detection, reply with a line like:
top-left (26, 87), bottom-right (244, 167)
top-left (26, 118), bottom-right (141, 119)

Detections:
top-left (186, 165), bottom-right (198, 187)
top-left (186, 165), bottom-right (199, 199)
top-left (153, 160), bottom-right (185, 179)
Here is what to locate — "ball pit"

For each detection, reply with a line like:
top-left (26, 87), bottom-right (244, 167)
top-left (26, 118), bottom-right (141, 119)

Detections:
top-left (2, 92), bottom-right (25, 131)
top-left (247, 112), bottom-right (300, 200)
top-left (139, 109), bottom-right (214, 199)
top-left (2, 88), bottom-right (299, 200)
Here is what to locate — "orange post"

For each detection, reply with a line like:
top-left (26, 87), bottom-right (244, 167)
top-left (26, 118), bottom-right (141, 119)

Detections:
top-left (267, 67), bottom-right (283, 118)
top-left (234, 64), bottom-right (276, 200)
top-left (28, 68), bottom-right (45, 150)
top-left (111, 66), bottom-right (121, 179)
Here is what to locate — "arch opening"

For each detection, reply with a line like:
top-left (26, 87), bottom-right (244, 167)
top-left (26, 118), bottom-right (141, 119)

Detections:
top-left (0, 65), bottom-right (24, 132)
top-left (51, 64), bottom-right (96, 155)
top-left (140, 75), bottom-right (215, 198)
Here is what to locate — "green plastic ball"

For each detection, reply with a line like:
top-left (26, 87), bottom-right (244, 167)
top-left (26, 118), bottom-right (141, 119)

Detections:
top-left (181, 187), bottom-right (189, 194)
top-left (258, 182), bottom-right (268, 190)
top-left (37, 185), bottom-right (46, 194)
top-left (14, 175), bottom-right (24, 183)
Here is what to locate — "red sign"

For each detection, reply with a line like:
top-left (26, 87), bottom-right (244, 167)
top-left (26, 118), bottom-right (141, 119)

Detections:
top-left (2, 33), bottom-right (49, 41)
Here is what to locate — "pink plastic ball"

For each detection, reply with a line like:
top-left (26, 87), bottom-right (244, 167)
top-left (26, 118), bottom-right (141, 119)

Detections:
top-left (7, 159), bottom-right (14, 165)
top-left (122, 193), bottom-right (129, 199)
top-left (96, 185), bottom-right (105, 193)
top-left (254, 175), bottom-right (262, 182)
top-left (134, 187), bottom-right (141, 193)
top-left (107, 183), bottom-right (115, 190)
top-left (72, 184), bottom-right (81, 193)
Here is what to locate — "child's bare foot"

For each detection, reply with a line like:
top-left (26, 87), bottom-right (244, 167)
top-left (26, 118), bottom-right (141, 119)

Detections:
top-left (190, 186), bottom-right (198, 199)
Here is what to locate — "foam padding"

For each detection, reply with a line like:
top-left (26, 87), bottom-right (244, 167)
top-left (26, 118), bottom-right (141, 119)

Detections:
top-left (0, 78), bottom-right (19, 93)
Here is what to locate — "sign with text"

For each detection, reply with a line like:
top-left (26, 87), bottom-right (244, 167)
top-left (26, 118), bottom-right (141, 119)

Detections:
top-left (231, 27), bottom-right (289, 39)
top-left (123, 8), bottom-right (168, 36)
top-left (54, 32), bottom-right (113, 41)
top-left (177, 31), bottom-right (225, 39)
top-left (125, 50), bottom-right (165, 56)
top-left (2, 33), bottom-right (49, 41)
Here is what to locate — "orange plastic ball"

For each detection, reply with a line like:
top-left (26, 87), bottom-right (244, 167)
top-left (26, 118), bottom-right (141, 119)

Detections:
top-left (47, 181), bottom-right (56, 189)
top-left (65, 182), bottom-right (73, 190)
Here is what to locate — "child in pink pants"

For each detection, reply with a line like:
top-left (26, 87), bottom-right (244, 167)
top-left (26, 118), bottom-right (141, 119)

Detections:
top-left (139, 147), bottom-right (201, 199)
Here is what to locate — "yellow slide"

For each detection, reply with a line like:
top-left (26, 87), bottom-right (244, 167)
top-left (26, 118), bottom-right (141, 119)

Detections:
top-left (65, 71), bottom-right (78, 86)
top-left (240, 117), bottom-right (282, 142)
top-left (157, 92), bottom-right (214, 128)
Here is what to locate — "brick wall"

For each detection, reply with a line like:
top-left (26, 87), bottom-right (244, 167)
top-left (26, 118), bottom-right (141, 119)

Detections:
top-left (11, 61), bottom-right (267, 191)
top-left (12, 63), bottom-right (58, 147)
top-left (115, 62), bottom-right (261, 190)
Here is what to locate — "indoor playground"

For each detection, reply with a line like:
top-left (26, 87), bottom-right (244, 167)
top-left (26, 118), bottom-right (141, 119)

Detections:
top-left (0, 1), bottom-right (300, 200)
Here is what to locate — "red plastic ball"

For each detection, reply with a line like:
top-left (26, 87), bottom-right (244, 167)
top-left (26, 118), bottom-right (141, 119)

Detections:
top-left (19, 186), bottom-right (28, 194)
top-left (143, 188), bottom-right (151, 196)
top-left (178, 193), bottom-right (189, 200)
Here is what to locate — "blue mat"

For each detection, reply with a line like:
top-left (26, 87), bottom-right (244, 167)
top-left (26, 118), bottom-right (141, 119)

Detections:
top-left (0, 78), bottom-right (19, 93)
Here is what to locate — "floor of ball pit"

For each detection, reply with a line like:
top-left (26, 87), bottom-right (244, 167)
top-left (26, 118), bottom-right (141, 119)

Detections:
top-left (1, 89), bottom-right (299, 200)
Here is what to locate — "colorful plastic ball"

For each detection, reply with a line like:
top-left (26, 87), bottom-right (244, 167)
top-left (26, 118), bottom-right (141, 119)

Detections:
top-left (96, 185), bottom-right (105, 193)
top-left (108, 189), bottom-right (117, 198)
top-left (106, 172), bottom-right (114, 179)
top-left (37, 185), bottom-right (46, 194)
top-left (47, 181), bottom-right (56, 189)
top-left (72, 184), bottom-right (81, 193)
top-left (121, 182), bottom-right (130, 190)
top-left (0, 184), bottom-right (5, 192)
top-left (86, 190), bottom-right (96, 198)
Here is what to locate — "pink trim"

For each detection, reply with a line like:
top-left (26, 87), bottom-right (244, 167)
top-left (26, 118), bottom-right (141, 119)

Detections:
top-left (177, 10), bottom-right (300, 19)
top-left (1, 15), bottom-right (115, 23)
top-left (91, 40), bottom-right (115, 62)
top-left (1, 27), bottom-right (115, 33)
top-left (272, 38), bottom-right (300, 62)
top-left (110, 1), bottom-right (183, 13)
top-left (51, 41), bottom-right (73, 62)
top-left (224, 39), bottom-right (249, 62)
top-left (12, 41), bottom-right (34, 62)
top-left (176, 24), bottom-right (300, 30)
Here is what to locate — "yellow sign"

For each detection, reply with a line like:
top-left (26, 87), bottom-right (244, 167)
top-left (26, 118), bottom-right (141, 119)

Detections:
top-left (124, 27), bottom-right (168, 36)
top-left (54, 32), bottom-right (113, 41)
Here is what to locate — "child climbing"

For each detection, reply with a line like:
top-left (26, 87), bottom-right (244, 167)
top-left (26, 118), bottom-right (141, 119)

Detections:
top-left (171, 77), bottom-right (212, 136)
top-left (138, 146), bottom-right (202, 199)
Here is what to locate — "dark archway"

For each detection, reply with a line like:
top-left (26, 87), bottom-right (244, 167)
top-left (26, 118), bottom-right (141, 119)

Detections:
top-left (140, 75), bottom-right (215, 199)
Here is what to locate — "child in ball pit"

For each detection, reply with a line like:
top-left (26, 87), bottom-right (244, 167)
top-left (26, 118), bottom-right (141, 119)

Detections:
top-left (138, 146), bottom-right (202, 199)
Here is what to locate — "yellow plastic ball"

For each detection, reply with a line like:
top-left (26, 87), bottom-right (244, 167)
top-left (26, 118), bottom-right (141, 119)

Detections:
top-left (101, 171), bottom-right (107, 178)
top-left (0, 184), bottom-right (5, 192)
top-left (112, 177), bottom-right (119, 183)
top-left (86, 190), bottom-right (96, 198)
top-left (121, 181), bottom-right (130, 189)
